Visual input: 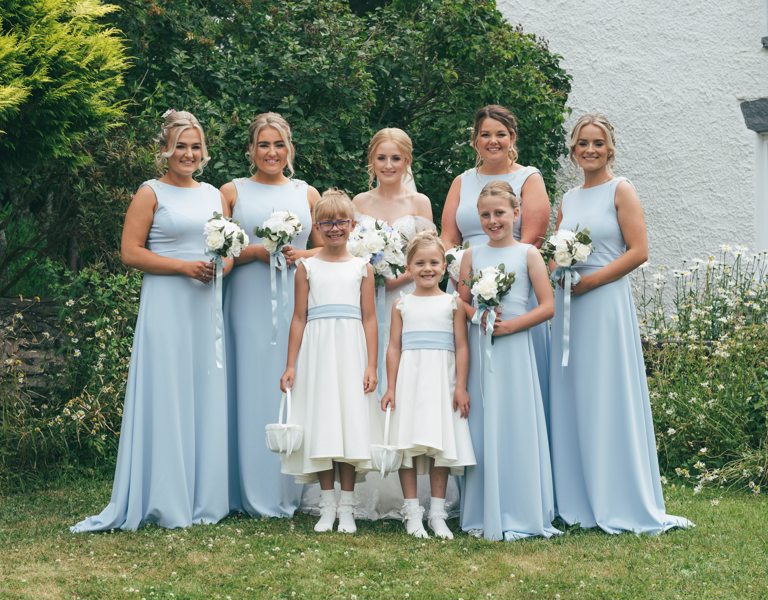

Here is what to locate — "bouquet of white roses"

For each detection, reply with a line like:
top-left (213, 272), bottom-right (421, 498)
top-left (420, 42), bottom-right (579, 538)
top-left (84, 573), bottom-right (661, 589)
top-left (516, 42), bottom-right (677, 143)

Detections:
top-left (445, 242), bottom-right (469, 283)
top-left (540, 225), bottom-right (593, 268)
top-left (204, 212), bottom-right (249, 259)
top-left (468, 264), bottom-right (516, 308)
top-left (254, 210), bottom-right (304, 254)
top-left (347, 218), bottom-right (406, 286)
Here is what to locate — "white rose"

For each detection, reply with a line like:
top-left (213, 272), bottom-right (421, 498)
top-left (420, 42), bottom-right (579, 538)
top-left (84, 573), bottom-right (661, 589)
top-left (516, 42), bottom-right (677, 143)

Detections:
top-left (472, 275), bottom-right (499, 302)
top-left (573, 242), bottom-right (590, 262)
top-left (383, 245), bottom-right (404, 267)
top-left (363, 231), bottom-right (385, 254)
top-left (553, 229), bottom-right (576, 245)
top-left (263, 238), bottom-right (278, 254)
top-left (204, 220), bottom-right (221, 235)
top-left (206, 230), bottom-right (225, 251)
top-left (554, 249), bottom-right (572, 267)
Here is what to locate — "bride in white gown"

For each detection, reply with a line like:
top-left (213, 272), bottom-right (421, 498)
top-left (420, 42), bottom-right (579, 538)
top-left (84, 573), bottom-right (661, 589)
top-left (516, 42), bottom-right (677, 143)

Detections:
top-left (300, 128), bottom-right (460, 519)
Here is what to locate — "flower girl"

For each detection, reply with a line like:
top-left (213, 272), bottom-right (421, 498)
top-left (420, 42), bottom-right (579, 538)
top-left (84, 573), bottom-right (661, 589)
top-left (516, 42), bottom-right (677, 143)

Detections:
top-left (381, 231), bottom-right (476, 539)
top-left (458, 181), bottom-right (560, 541)
top-left (280, 189), bottom-right (377, 534)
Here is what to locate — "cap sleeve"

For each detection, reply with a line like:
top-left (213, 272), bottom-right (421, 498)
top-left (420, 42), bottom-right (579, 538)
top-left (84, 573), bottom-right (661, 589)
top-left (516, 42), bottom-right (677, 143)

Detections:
top-left (357, 257), bottom-right (370, 278)
top-left (297, 257), bottom-right (311, 276)
top-left (450, 291), bottom-right (459, 311)
top-left (395, 291), bottom-right (408, 313)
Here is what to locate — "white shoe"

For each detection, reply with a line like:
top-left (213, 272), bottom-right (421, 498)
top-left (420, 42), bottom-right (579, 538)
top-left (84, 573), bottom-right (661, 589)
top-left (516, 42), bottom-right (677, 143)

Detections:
top-left (402, 501), bottom-right (429, 539)
top-left (314, 494), bottom-right (337, 532)
top-left (427, 497), bottom-right (453, 539)
top-left (337, 505), bottom-right (357, 533)
top-left (337, 493), bottom-right (357, 534)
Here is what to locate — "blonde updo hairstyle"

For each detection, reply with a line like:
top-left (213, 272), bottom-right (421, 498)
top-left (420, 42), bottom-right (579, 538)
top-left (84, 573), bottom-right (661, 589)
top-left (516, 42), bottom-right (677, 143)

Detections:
top-left (471, 104), bottom-right (519, 168)
top-left (314, 188), bottom-right (355, 223)
top-left (156, 110), bottom-right (210, 172)
top-left (406, 230), bottom-right (446, 265)
top-left (477, 180), bottom-right (520, 210)
top-left (366, 127), bottom-right (414, 189)
top-left (247, 112), bottom-right (296, 177)
top-left (569, 113), bottom-right (616, 172)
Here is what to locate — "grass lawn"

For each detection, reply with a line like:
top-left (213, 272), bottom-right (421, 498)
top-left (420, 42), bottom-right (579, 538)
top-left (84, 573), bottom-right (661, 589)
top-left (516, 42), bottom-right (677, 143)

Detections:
top-left (1, 475), bottom-right (766, 600)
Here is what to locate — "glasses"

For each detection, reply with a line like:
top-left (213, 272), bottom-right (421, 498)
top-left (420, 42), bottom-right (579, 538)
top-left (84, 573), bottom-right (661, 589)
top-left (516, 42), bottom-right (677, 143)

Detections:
top-left (317, 219), bottom-right (352, 232)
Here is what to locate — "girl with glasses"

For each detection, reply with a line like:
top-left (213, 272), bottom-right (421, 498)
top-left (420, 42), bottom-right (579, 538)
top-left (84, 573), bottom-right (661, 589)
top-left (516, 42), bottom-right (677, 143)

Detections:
top-left (280, 190), bottom-right (378, 534)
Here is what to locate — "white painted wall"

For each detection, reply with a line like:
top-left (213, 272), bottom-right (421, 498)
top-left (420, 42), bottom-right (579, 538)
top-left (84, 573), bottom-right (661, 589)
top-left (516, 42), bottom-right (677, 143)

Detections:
top-left (498, 0), bottom-right (768, 267)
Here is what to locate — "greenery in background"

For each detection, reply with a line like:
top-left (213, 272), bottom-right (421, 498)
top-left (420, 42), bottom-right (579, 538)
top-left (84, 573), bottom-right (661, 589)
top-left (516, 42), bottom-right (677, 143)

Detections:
top-left (637, 247), bottom-right (768, 494)
top-left (0, 0), bottom-right (129, 292)
top-left (1, 0), bottom-right (571, 293)
top-left (2, 478), bottom-right (767, 599)
top-left (1, 263), bottom-right (140, 489)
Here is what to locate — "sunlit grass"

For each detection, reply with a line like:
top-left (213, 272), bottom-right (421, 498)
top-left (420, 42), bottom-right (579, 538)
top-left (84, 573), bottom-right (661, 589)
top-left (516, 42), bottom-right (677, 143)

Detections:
top-left (1, 475), bottom-right (766, 599)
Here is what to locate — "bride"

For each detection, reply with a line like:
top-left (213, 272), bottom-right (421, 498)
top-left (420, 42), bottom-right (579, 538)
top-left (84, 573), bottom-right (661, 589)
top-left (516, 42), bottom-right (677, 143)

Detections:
top-left (302, 127), bottom-right (461, 519)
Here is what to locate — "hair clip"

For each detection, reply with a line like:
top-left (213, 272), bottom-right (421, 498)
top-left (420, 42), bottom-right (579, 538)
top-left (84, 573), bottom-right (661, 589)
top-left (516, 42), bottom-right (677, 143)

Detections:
top-left (161, 108), bottom-right (177, 119)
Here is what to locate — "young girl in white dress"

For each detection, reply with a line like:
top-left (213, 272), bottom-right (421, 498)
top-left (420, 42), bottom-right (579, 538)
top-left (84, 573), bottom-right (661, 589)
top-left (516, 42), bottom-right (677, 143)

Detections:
top-left (280, 190), bottom-right (378, 534)
top-left (381, 231), bottom-right (476, 539)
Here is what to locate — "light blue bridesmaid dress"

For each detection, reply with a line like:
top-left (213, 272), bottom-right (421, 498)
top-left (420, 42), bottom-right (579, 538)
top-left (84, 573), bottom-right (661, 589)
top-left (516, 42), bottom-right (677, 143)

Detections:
top-left (550, 177), bottom-right (692, 534)
top-left (454, 167), bottom-right (551, 418)
top-left (71, 180), bottom-right (229, 531)
top-left (460, 243), bottom-right (560, 541)
top-left (224, 178), bottom-right (310, 517)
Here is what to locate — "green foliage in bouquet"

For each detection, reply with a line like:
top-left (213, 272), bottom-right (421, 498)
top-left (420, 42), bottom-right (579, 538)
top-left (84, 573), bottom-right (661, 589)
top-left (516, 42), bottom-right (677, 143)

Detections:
top-left (638, 247), bottom-right (768, 494)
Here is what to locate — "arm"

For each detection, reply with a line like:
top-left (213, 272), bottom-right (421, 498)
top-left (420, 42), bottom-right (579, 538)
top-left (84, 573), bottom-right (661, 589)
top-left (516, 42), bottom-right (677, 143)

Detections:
top-left (280, 262), bottom-right (309, 392)
top-left (121, 185), bottom-right (213, 282)
top-left (381, 302), bottom-right (403, 411)
top-left (284, 185), bottom-right (323, 265)
top-left (518, 173), bottom-right (550, 249)
top-left (457, 248), bottom-right (475, 321)
top-left (360, 263), bottom-right (379, 393)
top-left (572, 180), bottom-right (648, 296)
top-left (440, 176), bottom-right (463, 248)
top-left (493, 247), bottom-right (554, 336)
top-left (220, 181), bottom-right (270, 267)
top-left (452, 299), bottom-right (471, 418)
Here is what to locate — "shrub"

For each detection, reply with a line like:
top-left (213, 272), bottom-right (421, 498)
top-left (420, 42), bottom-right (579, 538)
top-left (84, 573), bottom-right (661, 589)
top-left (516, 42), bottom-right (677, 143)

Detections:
top-left (0, 262), bottom-right (140, 489)
top-left (638, 247), bottom-right (768, 494)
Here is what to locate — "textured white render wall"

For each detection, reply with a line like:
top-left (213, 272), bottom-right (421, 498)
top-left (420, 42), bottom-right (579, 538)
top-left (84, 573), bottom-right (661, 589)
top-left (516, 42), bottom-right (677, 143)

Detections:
top-left (498, 0), bottom-right (768, 267)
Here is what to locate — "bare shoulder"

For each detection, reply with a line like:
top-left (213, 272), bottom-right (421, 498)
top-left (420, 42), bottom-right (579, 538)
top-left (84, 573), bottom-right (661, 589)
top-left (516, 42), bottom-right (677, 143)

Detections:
top-left (307, 184), bottom-right (321, 203)
top-left (615, 178), bottom-right (640, 207)
top-left (131, 184), bottom-right (157, 209)
top-left (352, 190), bottom-right (375, 207)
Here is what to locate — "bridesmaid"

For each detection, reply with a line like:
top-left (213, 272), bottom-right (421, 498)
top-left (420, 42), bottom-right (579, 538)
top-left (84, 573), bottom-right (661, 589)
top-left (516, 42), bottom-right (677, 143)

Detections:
top-left (349, 128), bottom-right (438, 520)
top-left (222, 112), bottom-right (322, 517)
top-left (441, 105), bottom-right (551, 421)
top-left (71, 110), bottom-right (229, 531)
top-left (549, 114), bottom-right (693, 534)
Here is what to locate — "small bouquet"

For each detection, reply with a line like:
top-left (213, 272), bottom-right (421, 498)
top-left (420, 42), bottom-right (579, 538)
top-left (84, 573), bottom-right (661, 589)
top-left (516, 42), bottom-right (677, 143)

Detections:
top-left (254, 211), bottom-right (304, 344)
top-left (254, 210), bottom-right (304, 254)
top-left (347, 218), bottom-right (406, 286)
top-left (204, 212), bottom-right (249, 259)
top-left (445, 242), bottom-right (469, 283)
top-left (541, 225), bottom-right (592, 367)
top-left (540, 225), bottom-right (592, 268)
top-left (468, 264), bottom-right (516, 367)
top-left (203, 213), bottom-right (248, 369)
top-left (468, 265), bottom-right (516, 309)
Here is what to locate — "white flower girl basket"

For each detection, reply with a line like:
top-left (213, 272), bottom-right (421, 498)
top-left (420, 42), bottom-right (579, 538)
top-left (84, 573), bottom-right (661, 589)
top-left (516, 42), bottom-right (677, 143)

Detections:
top-left (265, 388), bottom-right (303, 456)
top-left (370, 406), bottom-right (403, 477)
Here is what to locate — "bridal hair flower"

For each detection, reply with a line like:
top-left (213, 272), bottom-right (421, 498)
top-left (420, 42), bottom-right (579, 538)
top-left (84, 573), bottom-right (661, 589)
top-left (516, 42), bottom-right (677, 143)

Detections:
top-left (161, 108), bottom-right (177, 119)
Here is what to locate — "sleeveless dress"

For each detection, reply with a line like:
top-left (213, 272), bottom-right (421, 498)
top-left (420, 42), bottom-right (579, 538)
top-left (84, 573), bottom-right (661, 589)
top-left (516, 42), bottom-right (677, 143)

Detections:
top-left (300, 214), bottom-right (455, 519)
top-left (223, 178), bottom-right (310, 517)
top-left (549, 178), bottom-right (693, 534)
top-left (454, 167), bottom-right (551, 422)
top-left (71, 180), bottom-right (229, 532)
top-left (390, 292), bottom-right (476, 473)
top-left (460, 243), bottom-right (560, 541)
top-left (281, 256), bottom-right (374, 482)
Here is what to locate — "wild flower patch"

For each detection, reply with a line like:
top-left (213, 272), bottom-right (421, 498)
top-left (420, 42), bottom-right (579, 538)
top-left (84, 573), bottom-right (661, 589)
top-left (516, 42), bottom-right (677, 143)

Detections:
top-left (637, 246), bottom-right (768, 494)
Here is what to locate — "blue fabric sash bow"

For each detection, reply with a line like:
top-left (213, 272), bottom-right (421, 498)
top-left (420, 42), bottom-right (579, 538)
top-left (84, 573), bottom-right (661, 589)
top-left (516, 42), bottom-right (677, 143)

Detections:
top-left (212, 257), bottom-right (224, 369)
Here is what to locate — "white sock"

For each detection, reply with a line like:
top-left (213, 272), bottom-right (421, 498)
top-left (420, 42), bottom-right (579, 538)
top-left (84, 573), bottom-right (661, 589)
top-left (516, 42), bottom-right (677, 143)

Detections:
top-left (428, 497), bottom-right (453, 539)
top-left (314, 489), bottom-right (337, 533)
top-left (402, 498), bottom-right (428, 538)
top-left (337, 490), bottom-right (357, 534)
